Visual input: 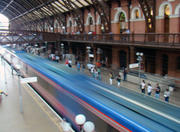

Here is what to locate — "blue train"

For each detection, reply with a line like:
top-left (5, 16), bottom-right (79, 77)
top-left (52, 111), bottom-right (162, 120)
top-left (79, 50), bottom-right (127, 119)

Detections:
top-left (3, 48), bottom-right (180, 132)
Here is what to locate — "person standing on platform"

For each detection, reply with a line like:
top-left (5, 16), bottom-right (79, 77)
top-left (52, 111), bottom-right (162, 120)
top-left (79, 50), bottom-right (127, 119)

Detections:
top-left (164, 88), bottom-right (170, 102)
top-left (116, 74), bottom-right (121, 87)
top-left (55, 56), bottom-right (59, 63)
top-left (147, 83), bottom-right (152, 96)
top-left (109, 72), bottom-right (114, 85)
top-left (77, 62), bottom-right (81, 72)
top-left (94, 68), bottom-right (98, 79)
top-left (82, 63), bottom-right (85, 72)
top-left (155, 83), bottom-right (161, 99)
top-left (90, 67), bottom-right (94, 77)
top-left (141, 80), bottom-right (146, 94)
top-left (65, 60), bottom-right (69, 66)
top-left (97, 68), bottom-right (101, 80)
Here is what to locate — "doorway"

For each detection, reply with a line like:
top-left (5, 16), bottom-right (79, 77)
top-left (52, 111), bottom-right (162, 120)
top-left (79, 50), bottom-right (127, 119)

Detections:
top-left (162, 54), bottom-right (168, 76)
top-left (119, 50), bottom-right (127, 68)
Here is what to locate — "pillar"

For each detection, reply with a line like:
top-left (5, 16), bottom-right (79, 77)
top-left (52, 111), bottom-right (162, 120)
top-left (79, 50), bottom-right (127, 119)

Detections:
top-left (112, 47), bottom-right (119, 69)
top-left (129, 46), bottom-right (135, 64)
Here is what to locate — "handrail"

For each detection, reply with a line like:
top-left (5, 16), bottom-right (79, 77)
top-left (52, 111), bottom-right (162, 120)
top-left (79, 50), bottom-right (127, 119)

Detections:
top-left (60, 33), bottom-right (180, 46)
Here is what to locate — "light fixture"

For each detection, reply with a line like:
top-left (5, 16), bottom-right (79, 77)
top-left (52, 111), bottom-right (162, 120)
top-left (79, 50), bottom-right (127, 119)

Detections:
top-left (136, 52), bottom-right (140, 56)
top-left (83, 121), bottom-right (95, 132)
top-left (75, 114), bottom-right (86, 126)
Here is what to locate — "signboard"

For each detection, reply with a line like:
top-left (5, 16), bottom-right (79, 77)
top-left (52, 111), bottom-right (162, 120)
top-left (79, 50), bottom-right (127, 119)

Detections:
top-left (129, 63), bottom-right (139, 69)
top-left (21, 77), bottom-right (37, 83)
top-left (89, 54), bottom-right (94, 58)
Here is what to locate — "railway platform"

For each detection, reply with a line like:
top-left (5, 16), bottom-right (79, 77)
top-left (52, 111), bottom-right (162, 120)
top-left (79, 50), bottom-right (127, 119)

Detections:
top-left (54, 57), bottom-right (180, 107)
top-left (0, 60), bottom-right (73, 132)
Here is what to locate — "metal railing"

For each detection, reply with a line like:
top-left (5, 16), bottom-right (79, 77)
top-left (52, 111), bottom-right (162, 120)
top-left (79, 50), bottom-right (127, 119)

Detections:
top-left (0, 29), bottom-right (179, 48)
top-left (60, 33), bottom-right (180, 48)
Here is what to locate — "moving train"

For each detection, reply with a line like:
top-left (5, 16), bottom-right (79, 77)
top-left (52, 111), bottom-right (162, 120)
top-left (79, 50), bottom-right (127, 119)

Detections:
top-left (2, 47), bottom-right (180, 132)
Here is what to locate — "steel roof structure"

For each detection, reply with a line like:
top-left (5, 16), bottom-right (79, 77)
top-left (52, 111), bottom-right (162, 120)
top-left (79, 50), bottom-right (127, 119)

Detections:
top-left (0, 0), bottom-right (93, 23)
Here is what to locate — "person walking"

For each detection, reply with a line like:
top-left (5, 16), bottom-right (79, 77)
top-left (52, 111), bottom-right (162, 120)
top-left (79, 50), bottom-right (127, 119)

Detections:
top-left (164, 88), bottom-right (170, 102)
top-left (141, 80), bottom-right (146, 94)
top-left (116, 74), bottom-right (121, 87)
top-left (155, 83), bottom-right (161, 99)
top-left (147, 83), bottom-right (152, 96)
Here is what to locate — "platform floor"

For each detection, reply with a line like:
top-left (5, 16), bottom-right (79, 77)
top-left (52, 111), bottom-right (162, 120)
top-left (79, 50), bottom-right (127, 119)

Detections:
top-left (0, 60), bottom-right (64, 132)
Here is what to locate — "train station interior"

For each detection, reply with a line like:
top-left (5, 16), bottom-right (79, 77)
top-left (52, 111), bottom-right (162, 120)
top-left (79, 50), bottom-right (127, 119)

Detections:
top-left (0, 0), bottom-right (180, 132)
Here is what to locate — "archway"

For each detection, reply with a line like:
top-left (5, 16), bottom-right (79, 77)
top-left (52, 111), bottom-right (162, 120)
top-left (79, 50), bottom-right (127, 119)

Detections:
top-left (119, 50), bottom-right (127, 68)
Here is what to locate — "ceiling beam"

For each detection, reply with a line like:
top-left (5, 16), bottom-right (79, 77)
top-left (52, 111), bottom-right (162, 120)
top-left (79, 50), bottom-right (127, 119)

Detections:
top-left (10, 0), bottom-right (57, 22)
top-left (0, 0), bottom-right (14, 14)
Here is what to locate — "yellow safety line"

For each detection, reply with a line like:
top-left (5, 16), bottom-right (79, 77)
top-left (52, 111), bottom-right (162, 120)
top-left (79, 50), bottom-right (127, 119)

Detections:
top-left (22, 84), bottom-right (63, 132)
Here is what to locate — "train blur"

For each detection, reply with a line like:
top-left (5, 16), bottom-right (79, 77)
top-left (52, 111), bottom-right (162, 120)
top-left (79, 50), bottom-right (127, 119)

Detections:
top-left (1, 46), bottom-right (180, 132)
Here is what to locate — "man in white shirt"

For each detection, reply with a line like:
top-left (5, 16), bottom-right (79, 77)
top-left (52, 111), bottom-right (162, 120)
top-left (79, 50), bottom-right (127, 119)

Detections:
top-left (141, 80), bottom-right (146, 94)
top-left (164, 88), bottom-right (170, 102)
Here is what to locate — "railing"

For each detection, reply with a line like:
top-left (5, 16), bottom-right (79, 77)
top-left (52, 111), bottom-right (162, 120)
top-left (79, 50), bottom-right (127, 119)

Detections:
top-left (0, 29), bottom-right (179, 48)
top-left (60, 33), bottom-right (180, 47)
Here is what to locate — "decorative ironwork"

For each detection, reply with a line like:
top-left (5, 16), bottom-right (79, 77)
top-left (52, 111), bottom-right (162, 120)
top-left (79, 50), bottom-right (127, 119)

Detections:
top-left (138, 0), bottom-right (156, 33)
top-left (91, 0), bottom-right (111, 33)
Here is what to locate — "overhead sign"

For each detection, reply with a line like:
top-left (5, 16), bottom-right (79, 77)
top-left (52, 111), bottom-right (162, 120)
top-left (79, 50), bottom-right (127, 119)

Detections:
top-left (129, 63), bottom-right (139, 69)
top-left (21, 77), bottom-right (37, 83)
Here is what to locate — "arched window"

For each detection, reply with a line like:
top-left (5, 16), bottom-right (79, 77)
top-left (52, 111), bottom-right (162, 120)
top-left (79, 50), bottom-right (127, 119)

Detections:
top-left (177, 56), bottom-right (180, 70)
top-left (135, 9), bottom-right (139, 19)
top-left (119, 12), bottom-right (125, 22)
top-left (89, 17), bottom-right (93, 25)
top-left (119, 12), bottom-right (126, 31)
top-left (164, 5), bottom-right (170, 16)
top-left (159, 2), bottom-right (172, 17)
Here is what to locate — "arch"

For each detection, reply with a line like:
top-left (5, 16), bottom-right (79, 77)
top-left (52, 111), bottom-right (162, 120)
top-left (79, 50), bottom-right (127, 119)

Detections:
top-left (86, 13), bottom-right (95, 25)
top-left (67, 17), bottom-right (73, 27)
top-left (159, 1), bottom-right (172, 17)
top-left (131, 6), bottom-right (141, 19)
top-left (175, 3), bottom-right (180, 15)
top-left (114, 8), bottom-right (128, 23)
